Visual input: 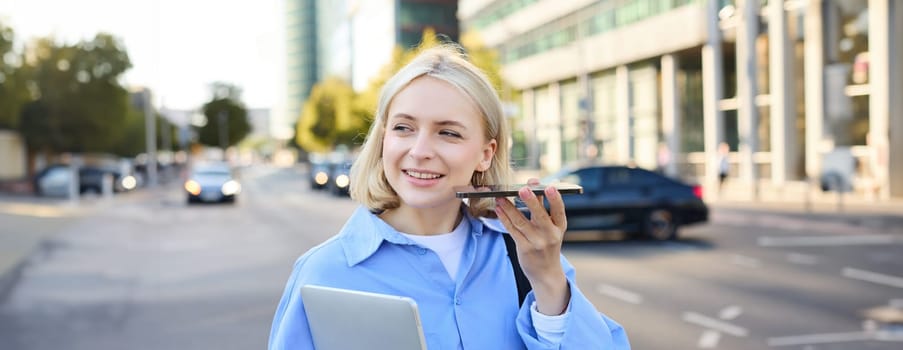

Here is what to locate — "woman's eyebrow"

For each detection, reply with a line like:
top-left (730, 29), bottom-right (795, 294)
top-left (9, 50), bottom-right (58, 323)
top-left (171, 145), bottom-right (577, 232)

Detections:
top-left (435, 120), bottom-right (466, 128)
top-left (388, 113), bottom-right (414, 121)
top-left (389, 114), bottom-right (468, 129)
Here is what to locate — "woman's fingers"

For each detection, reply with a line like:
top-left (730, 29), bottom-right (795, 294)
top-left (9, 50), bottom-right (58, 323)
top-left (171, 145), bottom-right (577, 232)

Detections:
top-left (545, 186), bottom-right (568, 232)
top-left (518, 186), bottom-right (550, 224)
top-left (495, 197), bottom-right (529, 243)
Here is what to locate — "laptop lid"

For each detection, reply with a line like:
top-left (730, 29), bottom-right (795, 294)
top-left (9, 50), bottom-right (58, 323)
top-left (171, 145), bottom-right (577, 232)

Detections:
top-left (300, 284), bottom-right (427, 350)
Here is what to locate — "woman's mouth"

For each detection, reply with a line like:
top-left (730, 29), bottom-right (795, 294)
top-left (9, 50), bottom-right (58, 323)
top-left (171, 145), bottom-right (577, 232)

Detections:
top-left (404, 170), bottom-right (443, 180)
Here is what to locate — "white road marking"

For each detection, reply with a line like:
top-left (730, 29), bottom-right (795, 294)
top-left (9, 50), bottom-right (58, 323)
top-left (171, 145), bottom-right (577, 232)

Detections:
top-left (682, 312), bottom-right (749, 337)
top-left (718, 305), bottom-right (743, 320)
top-left (786, 252), bottom-right (819, 265)
top-left (842, 267), bottom-right (903, 289)
top-left (758, 234), bottom-right (901, 247)
top-left (698, 330), bottom-right (720, 348)
top-left (595, 283), bottom-right (643, 304)
top-left (730, 254), bottom-right (761, 268)
top-left (767, 331), bottom-right (873, 346)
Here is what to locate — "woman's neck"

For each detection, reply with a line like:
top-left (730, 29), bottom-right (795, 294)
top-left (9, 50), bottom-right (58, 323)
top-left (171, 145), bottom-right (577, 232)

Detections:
top-left (380, 203), bottom-right (463, 236)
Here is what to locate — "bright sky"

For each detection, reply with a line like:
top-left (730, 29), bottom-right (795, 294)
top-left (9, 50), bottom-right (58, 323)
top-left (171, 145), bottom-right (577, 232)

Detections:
top-left (0, 0), bottom-right (285, 113)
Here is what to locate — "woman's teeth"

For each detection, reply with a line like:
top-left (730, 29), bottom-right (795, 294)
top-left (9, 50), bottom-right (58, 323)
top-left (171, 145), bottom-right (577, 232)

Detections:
top-left (405, 170), bottom-right (441, 179)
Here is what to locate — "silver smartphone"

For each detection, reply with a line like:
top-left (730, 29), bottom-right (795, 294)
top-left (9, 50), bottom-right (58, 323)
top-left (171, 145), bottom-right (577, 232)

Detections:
top-left (454, 183), bottom-right (583, 198)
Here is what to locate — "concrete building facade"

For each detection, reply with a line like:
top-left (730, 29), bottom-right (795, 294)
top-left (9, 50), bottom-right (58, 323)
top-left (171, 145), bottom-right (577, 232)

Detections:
top-left (460, 0), bottom-right (903, 200)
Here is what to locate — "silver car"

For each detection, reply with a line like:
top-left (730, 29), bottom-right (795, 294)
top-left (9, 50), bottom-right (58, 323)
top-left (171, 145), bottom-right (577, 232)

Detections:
top-left (184, 163), bottom-right (241, 204)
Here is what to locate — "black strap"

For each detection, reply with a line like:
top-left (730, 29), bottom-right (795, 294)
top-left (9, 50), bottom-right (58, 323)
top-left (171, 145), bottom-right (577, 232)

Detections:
top-left (502, 233), bottom-right (531, 306)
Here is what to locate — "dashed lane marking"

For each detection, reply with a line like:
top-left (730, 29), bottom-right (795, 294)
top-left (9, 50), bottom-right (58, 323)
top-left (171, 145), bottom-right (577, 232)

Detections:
top-left (786, 252), bottom-right (819, 265)
top-left (595, 283), bottom-right (643, 304)
top-left (730, 254), bottom-right (761, 268)
top-left (718, 305), bottom-right (743, 320)
top-left (842, 267), bottom-right (903, 289)
top-left (698, 330), bottom-right (720, 348)
top-left (682, 311), bottom-right (749, 337)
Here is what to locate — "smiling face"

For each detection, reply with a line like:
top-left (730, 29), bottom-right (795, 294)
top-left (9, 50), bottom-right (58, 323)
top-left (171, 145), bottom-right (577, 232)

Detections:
top-left (381, 76), bottom-right (497, 212)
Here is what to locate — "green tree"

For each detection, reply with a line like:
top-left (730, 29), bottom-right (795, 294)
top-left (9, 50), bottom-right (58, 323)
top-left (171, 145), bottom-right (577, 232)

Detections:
top-left (196, 82), bottom-right (251, 149)
top-left (294, 77), bottom-right (366, 153)
top-left (0, 21), bottom-right (31, 130)
top-left (18, 34), bottom-right (134, 154)
top-left (110, 111), bottom-right (177, 157)
top-left (110, 107), bottom-right (147, 157)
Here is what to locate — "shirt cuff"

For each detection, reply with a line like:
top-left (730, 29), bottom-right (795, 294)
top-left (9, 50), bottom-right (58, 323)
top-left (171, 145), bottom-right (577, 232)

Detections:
top-left (530, 300), bottom-right (570, 345)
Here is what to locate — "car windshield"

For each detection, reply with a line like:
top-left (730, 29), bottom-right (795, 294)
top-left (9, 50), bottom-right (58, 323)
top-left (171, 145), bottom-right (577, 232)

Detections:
top-left (192, 170), bottom-right (230, 178)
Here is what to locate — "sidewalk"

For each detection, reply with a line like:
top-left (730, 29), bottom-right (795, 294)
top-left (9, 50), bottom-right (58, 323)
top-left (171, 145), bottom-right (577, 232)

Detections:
top-left (709, 179), bottom-right (903, 231)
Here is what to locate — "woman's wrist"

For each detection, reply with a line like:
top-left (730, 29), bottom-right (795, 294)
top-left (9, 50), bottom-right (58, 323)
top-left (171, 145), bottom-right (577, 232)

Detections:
top-left (530, 272), bottom-right (570, 316)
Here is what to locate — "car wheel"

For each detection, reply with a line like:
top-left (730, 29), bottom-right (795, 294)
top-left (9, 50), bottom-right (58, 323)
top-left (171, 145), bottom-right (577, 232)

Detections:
top-left (643, 209), bottom-right (677, 240)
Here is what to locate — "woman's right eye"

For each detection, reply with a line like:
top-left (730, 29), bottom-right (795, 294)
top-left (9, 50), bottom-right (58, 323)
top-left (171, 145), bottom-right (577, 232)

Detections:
top-left (391, 124), bottom-right (413, 132)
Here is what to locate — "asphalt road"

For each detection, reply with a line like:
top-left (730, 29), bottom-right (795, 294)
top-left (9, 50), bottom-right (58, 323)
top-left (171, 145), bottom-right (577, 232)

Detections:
top-left (1, 164), bottom-right (901, 349)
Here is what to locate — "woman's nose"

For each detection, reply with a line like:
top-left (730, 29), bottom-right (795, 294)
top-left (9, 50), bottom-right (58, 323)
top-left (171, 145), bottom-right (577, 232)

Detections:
top-left (408, 133), bottom-right (435, 160)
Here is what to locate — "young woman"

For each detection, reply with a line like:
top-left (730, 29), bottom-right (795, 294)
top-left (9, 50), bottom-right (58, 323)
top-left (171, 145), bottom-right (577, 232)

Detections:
top-left (269, 45), bottom-right (629, 349)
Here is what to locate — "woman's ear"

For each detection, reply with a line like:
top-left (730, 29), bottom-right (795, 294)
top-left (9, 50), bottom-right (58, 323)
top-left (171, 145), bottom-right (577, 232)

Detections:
top-left (477, 139), bottom-right (497, 172)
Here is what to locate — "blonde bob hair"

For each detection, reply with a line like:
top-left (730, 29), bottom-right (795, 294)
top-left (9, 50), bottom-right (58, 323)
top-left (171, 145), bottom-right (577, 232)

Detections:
top-left (349, 44), bottom-right (511, 218)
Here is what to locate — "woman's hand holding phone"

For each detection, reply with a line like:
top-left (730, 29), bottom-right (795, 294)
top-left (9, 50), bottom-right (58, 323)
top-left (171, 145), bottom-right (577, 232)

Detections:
top-left (492, 179), bottom-right (571, 316)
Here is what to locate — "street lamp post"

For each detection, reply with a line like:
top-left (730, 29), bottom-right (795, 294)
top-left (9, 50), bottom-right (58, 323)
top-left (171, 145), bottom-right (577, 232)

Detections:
top-left (144, 89), bottom-right (158, 188)
top-left (218, 110), bottom-right (229, 160)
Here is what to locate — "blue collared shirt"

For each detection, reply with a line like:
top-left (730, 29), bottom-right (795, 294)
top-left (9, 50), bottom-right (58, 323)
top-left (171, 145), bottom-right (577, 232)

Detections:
top-left (269, 205), bottom-right (630, 350)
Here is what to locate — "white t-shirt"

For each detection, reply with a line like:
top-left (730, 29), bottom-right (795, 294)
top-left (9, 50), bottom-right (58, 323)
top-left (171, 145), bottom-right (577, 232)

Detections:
top-left (400, 218), bottom-right (469, 280)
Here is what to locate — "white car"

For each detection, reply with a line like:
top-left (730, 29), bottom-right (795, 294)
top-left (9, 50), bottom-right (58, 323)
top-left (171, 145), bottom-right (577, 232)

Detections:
top-left (184, 163), bottom-right (241, 204)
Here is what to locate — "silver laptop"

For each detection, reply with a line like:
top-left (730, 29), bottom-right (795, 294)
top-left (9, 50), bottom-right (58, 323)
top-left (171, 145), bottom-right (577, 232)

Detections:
top-left (300, 284), bottom-right (428, 350)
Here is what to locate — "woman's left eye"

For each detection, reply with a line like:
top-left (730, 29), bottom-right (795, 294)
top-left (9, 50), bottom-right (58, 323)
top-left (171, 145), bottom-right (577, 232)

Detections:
top-left (440, 130), bottom-right (462, 138)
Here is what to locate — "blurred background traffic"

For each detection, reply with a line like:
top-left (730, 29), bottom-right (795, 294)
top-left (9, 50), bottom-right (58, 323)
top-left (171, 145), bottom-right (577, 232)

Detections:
top-left (0, 0), bottom-right (900, 202)
top-left (1, 1), bottom-right (902, 349)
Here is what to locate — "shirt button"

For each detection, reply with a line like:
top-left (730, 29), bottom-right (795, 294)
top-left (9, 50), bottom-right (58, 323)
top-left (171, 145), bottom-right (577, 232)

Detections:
top-left (417, 248), bottom-right (427, 255)
top-left (455, 297), bottom-right (461, 305)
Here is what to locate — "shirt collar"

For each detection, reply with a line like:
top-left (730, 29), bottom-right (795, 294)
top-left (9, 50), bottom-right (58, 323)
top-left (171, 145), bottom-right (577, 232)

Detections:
top-left (340, 205), bottom-right (494, 267)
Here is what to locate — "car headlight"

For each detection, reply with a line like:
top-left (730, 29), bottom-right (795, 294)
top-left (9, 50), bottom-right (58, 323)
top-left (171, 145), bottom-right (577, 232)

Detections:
top-left (120, 175), bottom-right (137, 190)
top-left (315, 171), bottom-right (329, 185)
top-left (221, 180), bottom-right (241, 195)
top-left (335, 174), bottom-right (350, 189)
top-left (184, 180), bottom-right (201, 195)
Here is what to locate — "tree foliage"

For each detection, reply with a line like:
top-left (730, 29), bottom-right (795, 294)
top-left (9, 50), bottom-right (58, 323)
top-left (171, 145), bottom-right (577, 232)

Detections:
top-left (110, 111), bottom-right (178, 157)
top-left (0, 21), bottom-right (31, 130)
top-left (17, 33), bottom-right (134, 154)
top-left (196, 82), bottom-right (251, 149)
top-left (295, 77), bottom-right (366, 153)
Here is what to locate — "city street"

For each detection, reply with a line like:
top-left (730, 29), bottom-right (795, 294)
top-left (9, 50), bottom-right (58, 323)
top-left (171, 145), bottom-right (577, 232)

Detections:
top-left (1, 164), bottom-right (902, 350)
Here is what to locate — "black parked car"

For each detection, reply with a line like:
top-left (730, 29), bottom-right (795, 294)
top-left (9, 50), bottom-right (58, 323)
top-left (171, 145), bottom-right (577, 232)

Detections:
top-left (536, 165), bottom-right (708, 240)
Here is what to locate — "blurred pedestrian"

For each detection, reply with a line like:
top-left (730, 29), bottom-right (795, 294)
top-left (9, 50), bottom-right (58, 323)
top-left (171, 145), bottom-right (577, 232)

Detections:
top-left (718, 142), bottom-right (730, 190)
top-left (268, 45), bottom-right (629, 349)
top-left (656, 142), bottom-right (671, 175)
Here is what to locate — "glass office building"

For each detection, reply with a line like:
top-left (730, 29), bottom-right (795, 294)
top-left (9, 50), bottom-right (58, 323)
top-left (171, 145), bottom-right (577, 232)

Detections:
top-left (461, 0), bottom-right (902, 200)
top-left (285, 0), bottom-right (319, 129)
top-left (285, 0), bottom-right (459, 96)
